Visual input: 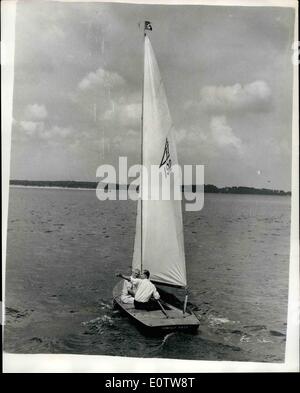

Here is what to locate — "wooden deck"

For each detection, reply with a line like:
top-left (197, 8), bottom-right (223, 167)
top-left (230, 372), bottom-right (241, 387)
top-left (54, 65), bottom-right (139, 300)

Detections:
top-left (113, 280), bottom-right (200, 331)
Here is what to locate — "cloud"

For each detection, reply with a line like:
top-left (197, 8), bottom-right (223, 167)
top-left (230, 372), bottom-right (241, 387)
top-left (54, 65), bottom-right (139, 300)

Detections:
top-left (78, 67), bottom-right (125, 91)
top-left (175, 127), bottom-right (207, 145)
top-left (111, 132), bottom-right (139, 154)
top-left (40, 125), bottom-right (73, 140)
top-left (25, 104), bottom-right (48, 120)
top-left (102, 101), bottom-right (141, 128)
top-left (73, 68), bottom-right (131, 126)
top-left (19, 121), bottom-right (44, 136)
top-left (14, 119), bottom-right (74, 142)
top-left (210, 116), bottom-right (242, 151)
top-left (175, 128), bottom-right (187, 143)
top-left (198, 80), bottom-right (272, 113)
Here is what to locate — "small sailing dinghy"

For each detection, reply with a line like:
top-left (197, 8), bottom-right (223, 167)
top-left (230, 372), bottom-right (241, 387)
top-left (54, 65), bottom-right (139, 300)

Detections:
top-left (113, 22), bottom-right (200, 333)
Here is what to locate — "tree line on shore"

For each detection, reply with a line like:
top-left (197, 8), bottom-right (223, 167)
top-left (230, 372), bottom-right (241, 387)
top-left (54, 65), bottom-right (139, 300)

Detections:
top-left (10, 180), bottom-right (291, 196)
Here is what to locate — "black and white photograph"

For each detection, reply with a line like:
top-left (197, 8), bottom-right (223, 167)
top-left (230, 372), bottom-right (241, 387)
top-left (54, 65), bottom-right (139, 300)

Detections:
top-left (2, 0), bottom-right (299, 372)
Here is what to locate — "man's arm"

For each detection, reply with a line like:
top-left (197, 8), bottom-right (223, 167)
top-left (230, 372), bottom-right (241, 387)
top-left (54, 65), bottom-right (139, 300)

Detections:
top-left (153, 287), bottom-right (160, 300)
top-left (131, 277), bottom-right (141, 285)
top-left (115, 273), bottom-right (131, 282)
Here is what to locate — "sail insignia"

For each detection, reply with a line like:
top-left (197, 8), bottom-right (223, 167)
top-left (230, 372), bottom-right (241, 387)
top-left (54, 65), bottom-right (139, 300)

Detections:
top-left (159, 138), bottom-right (172, 177)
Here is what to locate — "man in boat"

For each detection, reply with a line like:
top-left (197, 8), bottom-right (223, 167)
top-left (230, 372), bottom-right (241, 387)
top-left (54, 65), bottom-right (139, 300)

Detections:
top-left (120, 268), bottom-right (140, 304)
top-left (117, 270), bottom-right (160, 311)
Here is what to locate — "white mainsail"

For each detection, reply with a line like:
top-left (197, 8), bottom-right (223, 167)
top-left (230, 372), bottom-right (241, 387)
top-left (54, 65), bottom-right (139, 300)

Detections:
top-left (132, 35), bottom-right (187, 288)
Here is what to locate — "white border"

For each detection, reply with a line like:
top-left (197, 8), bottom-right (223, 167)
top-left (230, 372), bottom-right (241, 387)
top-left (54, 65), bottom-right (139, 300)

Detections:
top-left (285, 0), bottom-right (299, 370)
top-left (44, 0), bottom-right (298, 7)
top-left (2, 0), bottom-right (299, 373)
top-left (1, 0), bottom-right (16, 330)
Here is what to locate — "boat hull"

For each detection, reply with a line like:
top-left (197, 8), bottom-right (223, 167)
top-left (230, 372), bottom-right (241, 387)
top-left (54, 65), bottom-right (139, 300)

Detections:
top-left (113, 281), bottom-right (200, 333)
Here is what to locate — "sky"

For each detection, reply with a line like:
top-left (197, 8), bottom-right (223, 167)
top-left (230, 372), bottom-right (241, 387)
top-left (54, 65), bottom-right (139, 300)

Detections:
top-left (10, 1), bottom-right (295, 190)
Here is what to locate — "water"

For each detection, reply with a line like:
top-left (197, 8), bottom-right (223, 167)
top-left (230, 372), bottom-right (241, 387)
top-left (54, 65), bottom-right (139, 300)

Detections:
top-left (4, 187), bottom-right (290, 362)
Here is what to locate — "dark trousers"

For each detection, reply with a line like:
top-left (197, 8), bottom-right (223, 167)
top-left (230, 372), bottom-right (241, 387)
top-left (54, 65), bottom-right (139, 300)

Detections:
top-left (134, 299), bottom-right (160, 311)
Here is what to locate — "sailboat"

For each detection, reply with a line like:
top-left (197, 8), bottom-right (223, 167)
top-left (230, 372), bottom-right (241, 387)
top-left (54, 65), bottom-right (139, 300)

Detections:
top-left (113, 22), bottom-right (200, 332)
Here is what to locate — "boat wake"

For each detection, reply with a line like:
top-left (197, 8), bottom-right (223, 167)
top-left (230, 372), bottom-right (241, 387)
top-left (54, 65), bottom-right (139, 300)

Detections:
top-left (82, 314), bottom-right (115, 335)
top-left (98, 300), bottom-right (112, 310)
top-left (193, 310), bottom-right (283, 352)
top-left (159, 332), bottom-right (176, 348)
top-left (148, 332), bottom-right (177, 355)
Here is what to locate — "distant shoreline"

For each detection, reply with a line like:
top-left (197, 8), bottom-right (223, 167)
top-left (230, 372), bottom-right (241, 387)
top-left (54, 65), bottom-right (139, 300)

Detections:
top-left (9, 180), bottom-right (291, 196)
top-left (10, 185), bottom-right (95, 191)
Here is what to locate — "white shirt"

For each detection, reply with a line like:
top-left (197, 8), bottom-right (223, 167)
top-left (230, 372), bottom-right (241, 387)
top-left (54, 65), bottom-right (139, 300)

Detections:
top-left (121, 280), bottom-right (134, 304)
top-left (131, 278), bottom-right (160, 303)
top-left (121, 276), bottom-right (139, 295)
top-left (121, 276), bottom-right (139, 303)
top-left (121, 280), bottom-right (132, 296)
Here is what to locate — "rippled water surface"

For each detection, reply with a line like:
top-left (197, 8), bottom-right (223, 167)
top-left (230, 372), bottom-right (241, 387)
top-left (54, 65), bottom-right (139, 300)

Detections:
top-left (5, 187), bottom-right (291, 362)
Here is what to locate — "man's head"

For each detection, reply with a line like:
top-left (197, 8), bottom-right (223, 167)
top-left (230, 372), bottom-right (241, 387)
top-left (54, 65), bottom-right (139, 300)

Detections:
top-left (142, 269), bottom-right (150, 279)
top-left (132, 268), bottom-right (140, 278)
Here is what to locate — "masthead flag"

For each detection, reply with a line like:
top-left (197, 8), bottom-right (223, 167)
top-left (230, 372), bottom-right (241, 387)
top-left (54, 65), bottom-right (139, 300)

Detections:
top-left (144, 21), bottom-right (152, 31)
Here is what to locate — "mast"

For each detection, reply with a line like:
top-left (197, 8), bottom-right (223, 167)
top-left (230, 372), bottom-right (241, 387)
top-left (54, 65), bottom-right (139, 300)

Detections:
top-left (140, 21), bottom-right (152, 273)
top-left (140, 28), bottom-right (145, 273)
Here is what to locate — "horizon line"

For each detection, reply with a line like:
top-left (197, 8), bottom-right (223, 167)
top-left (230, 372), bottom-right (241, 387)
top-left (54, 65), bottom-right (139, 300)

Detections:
top-left (9, 179), bottom-right (291, 194)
